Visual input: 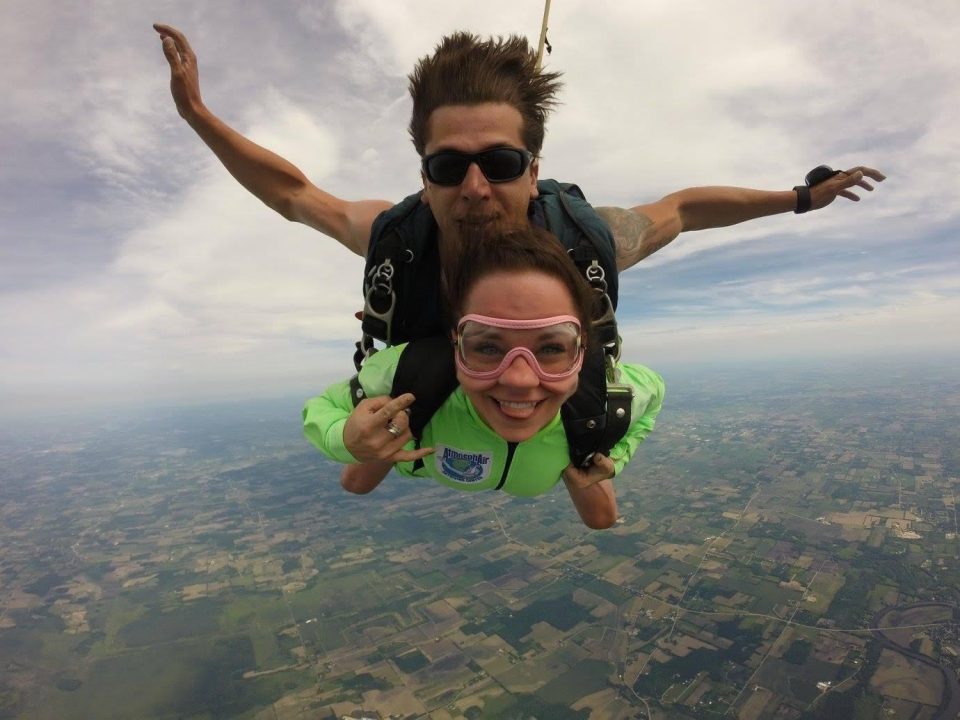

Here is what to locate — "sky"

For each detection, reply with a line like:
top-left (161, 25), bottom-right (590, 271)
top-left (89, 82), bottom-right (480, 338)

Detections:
top-left (2, 0), bottom-right (958, 420)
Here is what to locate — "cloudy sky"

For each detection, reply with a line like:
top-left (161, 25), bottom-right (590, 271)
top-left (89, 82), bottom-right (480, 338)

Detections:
top-left (2, 1), bottom-right (958, 420)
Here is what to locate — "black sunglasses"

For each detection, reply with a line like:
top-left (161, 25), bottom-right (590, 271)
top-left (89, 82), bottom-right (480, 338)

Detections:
top-left (421, 147), bottom-right (533, 186)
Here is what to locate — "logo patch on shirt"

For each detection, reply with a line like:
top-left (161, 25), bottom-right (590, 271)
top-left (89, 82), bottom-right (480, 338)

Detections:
top-left (435, 444), bottom-right (493, 484)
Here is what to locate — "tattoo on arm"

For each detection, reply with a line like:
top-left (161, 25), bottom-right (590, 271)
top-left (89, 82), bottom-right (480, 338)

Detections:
top-left (596, 206), bottom-right (658, 269)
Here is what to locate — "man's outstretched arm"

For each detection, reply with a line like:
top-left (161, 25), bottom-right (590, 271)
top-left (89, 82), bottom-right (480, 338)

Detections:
top-left (600, 166), bottom-right (886, 271)
top-left (154, 23), bottom-right (389, 257)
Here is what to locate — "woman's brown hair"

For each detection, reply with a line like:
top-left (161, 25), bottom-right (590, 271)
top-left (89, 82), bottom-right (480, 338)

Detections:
top-left (444, 224), bottom-right (598, 333)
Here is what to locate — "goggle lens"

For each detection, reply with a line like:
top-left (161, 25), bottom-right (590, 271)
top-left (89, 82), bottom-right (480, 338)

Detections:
top-left (456, 315), bottom-right (583, 381)
top-left (422, 148), bottom-right (532, 186)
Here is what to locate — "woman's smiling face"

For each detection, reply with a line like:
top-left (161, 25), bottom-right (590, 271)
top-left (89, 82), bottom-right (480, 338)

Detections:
top-left (455, 270), bottom-right (581, 443)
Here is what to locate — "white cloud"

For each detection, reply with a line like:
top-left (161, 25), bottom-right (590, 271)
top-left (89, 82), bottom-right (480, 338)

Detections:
top-left (2, 0), bottom-right (958, 417)
top-left (622, 295), bottom-right (960, 368)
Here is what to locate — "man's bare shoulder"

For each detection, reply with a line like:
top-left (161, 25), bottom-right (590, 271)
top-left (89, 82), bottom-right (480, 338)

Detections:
top-left (595, 206), bottom-right (655, 270)
top-left (595, 206), bottom-right (654, 237)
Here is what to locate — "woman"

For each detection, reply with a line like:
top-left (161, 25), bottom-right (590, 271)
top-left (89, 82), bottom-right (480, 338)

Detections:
top-left (303, 226), bottom-right (664, 529)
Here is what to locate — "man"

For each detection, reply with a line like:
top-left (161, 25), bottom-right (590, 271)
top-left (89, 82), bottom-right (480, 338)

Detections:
top-left (154, 24), bottom-right (883, 268)
top-left (153, 24), bottom-right (883, 469)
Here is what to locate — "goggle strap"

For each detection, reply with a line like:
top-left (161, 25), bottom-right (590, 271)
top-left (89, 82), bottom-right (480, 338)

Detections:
top-left (458, 313), bottom-right (581, 332)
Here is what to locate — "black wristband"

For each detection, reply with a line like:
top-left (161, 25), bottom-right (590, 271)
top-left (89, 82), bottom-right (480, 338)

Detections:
top-left (794, 185), bottom-right (811, 214)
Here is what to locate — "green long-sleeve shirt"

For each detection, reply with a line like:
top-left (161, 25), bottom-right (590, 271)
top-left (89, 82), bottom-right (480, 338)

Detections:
top-left (304, 344), bottom-right (664, 497)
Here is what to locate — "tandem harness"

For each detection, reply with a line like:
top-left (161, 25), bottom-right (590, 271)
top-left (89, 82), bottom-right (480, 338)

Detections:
top-left (349, 180), bottom-right (633, 469)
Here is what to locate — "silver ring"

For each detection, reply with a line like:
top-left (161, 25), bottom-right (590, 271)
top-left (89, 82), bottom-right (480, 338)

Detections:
top-left (386, 421), bottom-right (402, 437)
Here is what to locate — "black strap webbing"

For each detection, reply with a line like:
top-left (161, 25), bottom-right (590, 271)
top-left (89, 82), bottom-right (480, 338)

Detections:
top-left (561, 343), bottom-right (608, 467)
top-left (596, 384), bottom-right (633, 461)
top-left (390, 335), bottom-right (459, 440)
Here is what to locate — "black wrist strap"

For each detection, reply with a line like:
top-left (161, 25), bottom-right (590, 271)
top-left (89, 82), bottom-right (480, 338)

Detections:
top-left (795, 165), bottom-right (842, 214)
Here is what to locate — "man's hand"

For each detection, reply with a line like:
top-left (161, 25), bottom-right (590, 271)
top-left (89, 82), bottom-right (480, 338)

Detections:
top-left (342, 393), bottom-right (435, 464)
top-left (606, 164), bottom-right (887, 270)
top-left (562, 453), bottom-right (616, 489)
top-left (154, 23), bottom-right (203, 122)
top-left (810, 166), bottom-right (886, 210)
top-left (562, 454), bottom-right (618, 529)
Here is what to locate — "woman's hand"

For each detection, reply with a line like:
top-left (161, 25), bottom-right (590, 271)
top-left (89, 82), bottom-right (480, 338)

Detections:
top-left (342, 393), bottom-right (434, 463)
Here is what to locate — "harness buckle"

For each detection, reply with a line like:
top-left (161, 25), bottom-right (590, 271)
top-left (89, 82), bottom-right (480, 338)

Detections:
top-left (591, 292), bottom-right (622, 375)
top-left (585, 260), bottom-right (608, 294)
top-left (371, 259), bottom-right (395, 292)
top-left (361, 259), bottom-right (397, 345)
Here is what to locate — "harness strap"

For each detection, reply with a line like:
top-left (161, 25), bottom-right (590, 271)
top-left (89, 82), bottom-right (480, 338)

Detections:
top-left (594, 383), bottom-right (633, 464)
top-left (550, 183), bottom-right (623, 369)
top-left (390, 335), bottom-right (459, 440)
top-left (349, 374), bottom-right (367, 407)
top-left (561, 374), bottom-right (634, 468)
top-left (561, 343), bottom-right (608, 468)
top-left (388, 335), bottom-right (459, 473)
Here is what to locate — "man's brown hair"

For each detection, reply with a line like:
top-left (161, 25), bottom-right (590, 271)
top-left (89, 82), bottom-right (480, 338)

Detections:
top-left (408, 32), bottom-right (563, 157)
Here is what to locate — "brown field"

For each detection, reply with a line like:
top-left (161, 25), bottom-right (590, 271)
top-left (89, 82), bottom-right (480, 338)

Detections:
top-left (737, 685), bottom-right (773, 720)
top-left (881, 605), bottom-right (953, 647)
top-left (660, 634), bottom-right (717, 658)
top-left (360, 687), bottom-right (428, 716)
top-left (624, 652), bottom-right (651, 684)
top-left (572, 687), bottom-right (624, 718)
top-left (603, 558), bottom-right (643, 585)
top-left (495, 659), bottom-right (555, 693)
top-left (714, 591), bottom-right (752, 608)
top-left (802, 573), bottom-right (845, 613)
top-left (528, 620), bottom-right (565, 646)
top-left (826, 511), bottom-right (877, 527)
top-left (870, 649), bottom-right (941, 706)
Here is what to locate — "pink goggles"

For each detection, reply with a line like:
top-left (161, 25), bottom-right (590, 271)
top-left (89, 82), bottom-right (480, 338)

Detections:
top-left (455, 313), bottom-right (584, 381)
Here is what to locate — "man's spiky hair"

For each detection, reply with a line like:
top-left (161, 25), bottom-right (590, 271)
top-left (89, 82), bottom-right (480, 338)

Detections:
top-left (408, 32), bottom-right (563, 157)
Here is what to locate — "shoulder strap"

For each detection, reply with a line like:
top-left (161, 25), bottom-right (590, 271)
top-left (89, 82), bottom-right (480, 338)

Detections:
top-left (536, 179), bottom-right (619, 310)
top-left (390, 335), bottom-right (459, 441)
top-left (355, 194), bottom-right (444, 370)
top-left (560, 344), bottom-right (633, 468)
top-left (536, 179), bottom-right (622, 360)
top-left (536, 180), bottom-right (631, 466)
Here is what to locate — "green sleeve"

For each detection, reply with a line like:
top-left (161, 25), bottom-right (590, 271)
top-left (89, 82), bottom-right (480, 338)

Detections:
top-left (608, 364), bottom-right (665, 475)
top-left (301, 344), bottom-right (407, 465)
top-left (302, 380), bottom-right (358, 464)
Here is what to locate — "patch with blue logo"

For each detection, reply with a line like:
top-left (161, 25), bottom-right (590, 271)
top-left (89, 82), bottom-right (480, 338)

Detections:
top-left (435, 444), bottom-right (493, 484)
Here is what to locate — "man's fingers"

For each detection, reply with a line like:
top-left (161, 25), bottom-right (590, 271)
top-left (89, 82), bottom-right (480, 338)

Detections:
top-left (831, 171), bottom-right (868, 201)
top-left (153, 23), bottom-right (189, 49)
top-left (592, 453), bottom-right (615, 474)
top-left (153, 23), bottom-right (195, 63)
top-left (160, 36), bottom-right (181, 66)
top-left (846, 166), bottom-right (886, 182)
top-left (584, 453), bottom-right (615, 482)
top-left (843, 171), bottom-right (875, 193)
